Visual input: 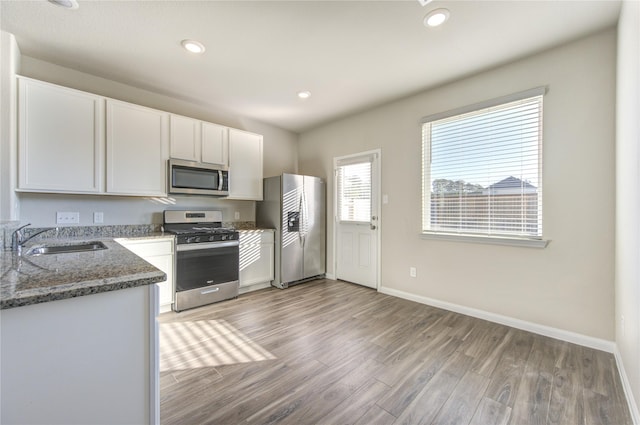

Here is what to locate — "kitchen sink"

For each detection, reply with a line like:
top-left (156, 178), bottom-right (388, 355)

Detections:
top-left (27, 241), bottom-right (108, 256)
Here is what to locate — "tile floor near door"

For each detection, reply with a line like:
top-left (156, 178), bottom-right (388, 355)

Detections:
top-left (158, 279), bottom-right (633, 425)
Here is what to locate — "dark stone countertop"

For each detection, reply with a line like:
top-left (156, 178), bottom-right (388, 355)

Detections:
top-left (0, 237), bottom-right (168, 310)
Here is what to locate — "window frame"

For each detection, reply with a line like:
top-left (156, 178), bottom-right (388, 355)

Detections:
top-left (420, 87), bottom-right (549, 248)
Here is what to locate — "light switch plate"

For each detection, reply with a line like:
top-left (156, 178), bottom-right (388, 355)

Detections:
top-left (57, 212), bottom-right (79, 224)
top-left (93, 212), bottom-right (104, 224)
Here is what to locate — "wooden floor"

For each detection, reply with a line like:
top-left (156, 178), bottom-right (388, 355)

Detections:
top-left (158, 279), bottom-right (632, 425)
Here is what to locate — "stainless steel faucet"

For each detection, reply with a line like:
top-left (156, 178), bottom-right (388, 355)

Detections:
top-left (11, 223), bottom-right (58, 255)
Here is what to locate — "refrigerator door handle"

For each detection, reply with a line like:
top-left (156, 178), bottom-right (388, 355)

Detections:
top-left (301, 190), bottom-right (307, 248)
top-left (298, 194), bottom-right (304, 245)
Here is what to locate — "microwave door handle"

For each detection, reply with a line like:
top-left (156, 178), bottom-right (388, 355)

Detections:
top-left (218, 170), bottom-right (224, 190)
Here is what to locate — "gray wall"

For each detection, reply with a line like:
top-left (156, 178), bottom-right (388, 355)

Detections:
top-left (10, 56), bottom-right (299, 226)
top-left (299, 28), bottom-right (617, 341)
top-left (615, 0), bottom-right (640, 417)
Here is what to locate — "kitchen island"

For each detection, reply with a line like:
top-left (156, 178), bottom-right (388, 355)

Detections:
top-left (0, 238), bottom-right (165, 425)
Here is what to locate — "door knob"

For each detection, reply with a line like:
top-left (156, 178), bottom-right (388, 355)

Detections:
top-left (370, 224), bottom-right (377, 230)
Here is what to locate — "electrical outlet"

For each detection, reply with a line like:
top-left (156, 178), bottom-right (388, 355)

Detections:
top-left (93, 212), bottom-right (104, 224)
top-left (410, 267), bottom-right (417, 278)
top-left (56, 212), bottom-right (79, 224)
top-left (234, 211), bottom-right (240, 220)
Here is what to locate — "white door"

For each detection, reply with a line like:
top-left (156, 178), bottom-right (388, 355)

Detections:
top-left (335, 150), bottom-right (380, 289)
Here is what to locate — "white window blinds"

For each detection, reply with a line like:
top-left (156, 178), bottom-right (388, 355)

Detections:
top-left (422, 90), bottom-right (544, 238)
top-left (337, 158), bottom-right (372, 222)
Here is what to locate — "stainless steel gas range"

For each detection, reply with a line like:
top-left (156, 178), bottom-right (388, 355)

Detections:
top-left (163, 210), bottom-right (239, 312)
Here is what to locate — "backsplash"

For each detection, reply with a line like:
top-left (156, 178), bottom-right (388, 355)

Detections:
top-left (2, 224), bottom-right (162, 250)
top-left (0, 221), bottom-right (20, 251)
top-left (2, 222), bottom-right (257, 250)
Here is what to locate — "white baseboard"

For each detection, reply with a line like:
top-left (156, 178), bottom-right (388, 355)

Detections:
top-left (325, 273), bottom-right (336, 280)
top-left (378, 286), bottom-right (615, 353)
top-left (613, 346), bottom-right (640, 425)
top-left (376, 285), bottom-right (639, 422)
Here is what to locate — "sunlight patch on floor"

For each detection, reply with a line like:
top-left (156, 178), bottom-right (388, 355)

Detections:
top-left (160, 319), bottom-right (276, 371)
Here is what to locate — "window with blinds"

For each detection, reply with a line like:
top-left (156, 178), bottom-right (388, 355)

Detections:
top-left (337, 160), bottom-right (372, 222)
top-left (422, 90), bottom-right (544, 238)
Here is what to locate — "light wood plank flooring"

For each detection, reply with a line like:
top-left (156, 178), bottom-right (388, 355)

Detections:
top-left (158, 279), bottom-right (632, 425)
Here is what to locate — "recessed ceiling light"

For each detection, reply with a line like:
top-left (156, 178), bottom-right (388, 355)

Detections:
top-left (297, 91), bottom-right (311, 99)
top-left (48, 0), bottom-right (79, 9)
top-left (424, 8), bottom-right (450, 28)
top-left (181, 39), bottom-right (206, 54)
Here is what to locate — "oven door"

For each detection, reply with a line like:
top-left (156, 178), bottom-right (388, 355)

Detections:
top-left (175, 241), bottom-right (239, 292)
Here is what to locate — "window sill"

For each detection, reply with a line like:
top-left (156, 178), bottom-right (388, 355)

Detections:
top-left (420, 232), bottom-right (549, 248)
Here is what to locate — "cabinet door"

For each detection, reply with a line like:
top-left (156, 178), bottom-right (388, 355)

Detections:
top-left (106, 100), bottom-right (169, 196)
top-left (18, 77), bottom-right (105, 193)
top-left (228, 129), bottom-right (263, 200)
top-left (144, 255), bottom-right (174, 308)
top-left (239, 231), bottom-right (274, 287)
top-left (169, 114), bottom-right (200, 162)
top-left (201, 122), bottom-right (228, 166)
top-left (116, 238), bottom-right (174, 310)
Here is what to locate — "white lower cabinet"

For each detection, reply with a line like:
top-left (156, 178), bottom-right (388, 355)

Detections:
top-left (116, 237), bottom-right (174, 312)
top-left (239, 230), bottom-right (274, 291)
top-left (0, 285), bottom-right (159, 425)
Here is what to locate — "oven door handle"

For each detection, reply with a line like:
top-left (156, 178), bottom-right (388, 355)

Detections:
top-left (201, 287), bottom-right (220, 295)
top-left (176, 240), bottom-right (239, 252)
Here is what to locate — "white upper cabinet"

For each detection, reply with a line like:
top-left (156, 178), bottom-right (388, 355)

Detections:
top-left (18, 77), bottom-right (105, 193)
top-left (228, 128), bottom-right (263, 200)
top-left (169, 114), bottom-right (200, 162)
top-left (106, 100), bottom-right (169, 196)
top-left (16, 77), bottom-right (260, 198)
top-left (170, 114), bottom-right (228, 166)
top-left (201, 121), bottom-right (228, 166)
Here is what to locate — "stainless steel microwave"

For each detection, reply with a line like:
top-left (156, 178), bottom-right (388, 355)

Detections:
top-left (168, 159), bottom-right (229, 196)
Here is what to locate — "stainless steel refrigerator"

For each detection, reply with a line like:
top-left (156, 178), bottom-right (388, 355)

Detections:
top-left (256, 174), bottom-right (326, 288)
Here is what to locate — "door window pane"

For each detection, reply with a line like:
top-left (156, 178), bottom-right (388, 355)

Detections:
top-left (338, 161), bottom-right (371, 222)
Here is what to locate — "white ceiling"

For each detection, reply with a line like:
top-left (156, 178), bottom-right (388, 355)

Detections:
top-left (0, 0), bottom-right (621, 133)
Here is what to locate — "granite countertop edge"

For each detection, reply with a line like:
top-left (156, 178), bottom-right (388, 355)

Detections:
top-left (0, 271), bottom-right (166, 310)
top-left (1, 234), bottom-right (172, 311)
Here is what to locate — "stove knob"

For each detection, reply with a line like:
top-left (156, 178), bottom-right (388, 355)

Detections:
top-left (221, 235), bottom-right (227, 240)
top-left (209, 235), bottom-right (215, 242)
